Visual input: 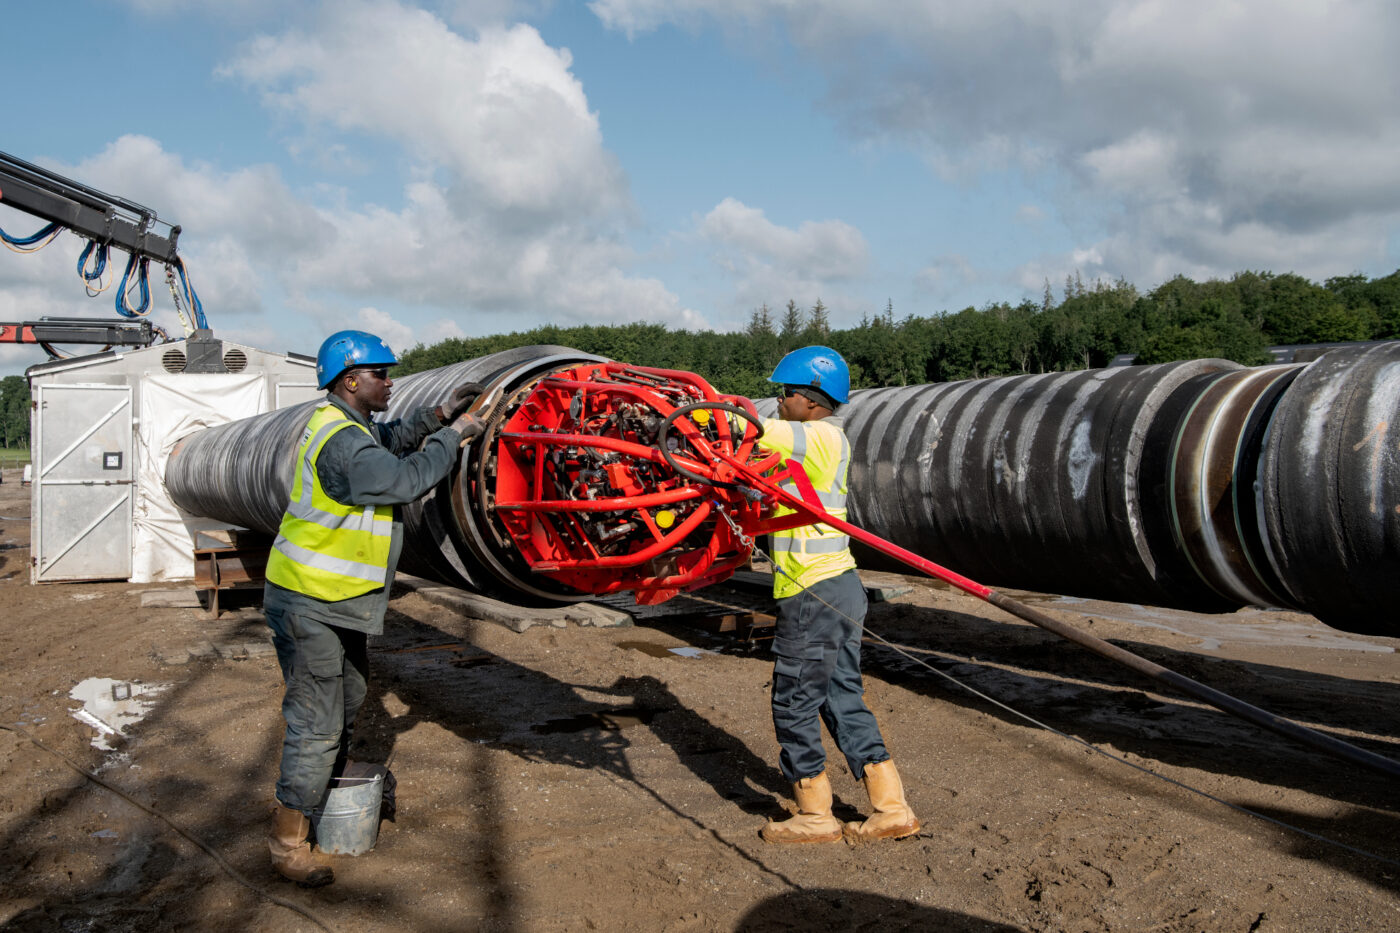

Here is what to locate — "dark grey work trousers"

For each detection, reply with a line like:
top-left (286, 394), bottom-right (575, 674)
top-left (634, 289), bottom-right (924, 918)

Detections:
top-left (266, 605), bottom-right (369, 814)
top-left (770, 569), bottom-right (889, 783)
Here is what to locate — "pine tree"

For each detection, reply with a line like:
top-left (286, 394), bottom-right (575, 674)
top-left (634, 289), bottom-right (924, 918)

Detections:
top-left (746, 303), bottom-right (775, 337)
top-left (780, 299), bottom-right (805, 338)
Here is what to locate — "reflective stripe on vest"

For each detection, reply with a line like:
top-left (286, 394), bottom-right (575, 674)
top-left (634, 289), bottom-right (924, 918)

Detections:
top-left (285, 417), bottom-right (394, 537)
top-left (769, 534), bottom-right (851, 554)
top-left (264, 404), bottom-right (393, 601)
top-left (767, 417), bottom-right (856, 599)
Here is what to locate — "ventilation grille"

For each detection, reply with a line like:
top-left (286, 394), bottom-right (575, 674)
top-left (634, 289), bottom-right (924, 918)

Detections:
top-left (162, 349), bottom-right (187, 374)
top-left (223, 348), bottom-right (248, 373)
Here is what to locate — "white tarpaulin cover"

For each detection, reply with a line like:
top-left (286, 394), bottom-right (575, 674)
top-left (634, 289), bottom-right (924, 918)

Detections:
top-left (131, 374), bottom-right (267, 583)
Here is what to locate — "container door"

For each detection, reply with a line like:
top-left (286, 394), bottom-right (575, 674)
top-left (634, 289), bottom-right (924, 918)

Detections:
top-left (32, 384), bottom-right (134, 582)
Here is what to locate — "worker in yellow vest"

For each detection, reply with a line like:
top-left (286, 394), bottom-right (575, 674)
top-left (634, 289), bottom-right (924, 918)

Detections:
top-left (757, 346), bottom-right (919, 845)
top-left (263, 330), bottom-right (483, 886)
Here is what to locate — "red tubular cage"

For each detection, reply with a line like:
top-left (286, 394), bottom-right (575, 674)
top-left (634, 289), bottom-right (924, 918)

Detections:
top-left (481, 362), bottom-right (775, 604)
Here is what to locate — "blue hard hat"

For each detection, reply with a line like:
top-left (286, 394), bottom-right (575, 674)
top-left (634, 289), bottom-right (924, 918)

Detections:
top-left (316, 330), bottom-right (398, 389)
top-left (769, 345), bottom-right (850, 404)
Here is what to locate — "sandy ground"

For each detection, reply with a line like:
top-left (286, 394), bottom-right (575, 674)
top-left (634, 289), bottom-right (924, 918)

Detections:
top-left (1, 466), bottom-right (1399, 932)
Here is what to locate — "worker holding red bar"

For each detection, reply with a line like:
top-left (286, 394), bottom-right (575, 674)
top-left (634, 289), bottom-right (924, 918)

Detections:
top-left (757, 346), bottom-right (920, 845)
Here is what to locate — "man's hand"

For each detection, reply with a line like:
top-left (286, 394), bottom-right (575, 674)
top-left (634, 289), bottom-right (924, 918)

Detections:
top-left (450, 412), bottom-right (485, 446)
top-left (439, 381), bottom-right (486, 424)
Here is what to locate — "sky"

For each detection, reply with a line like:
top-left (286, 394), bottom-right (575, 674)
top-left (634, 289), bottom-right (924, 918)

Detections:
top-left (3, 0), bottom-right (1398, 377)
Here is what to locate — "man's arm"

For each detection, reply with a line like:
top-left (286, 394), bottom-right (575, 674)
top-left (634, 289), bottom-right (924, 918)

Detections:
top-left (370, 406), bottom-right (447, 457)
top-left (319, 422), bottom-right (462, 507)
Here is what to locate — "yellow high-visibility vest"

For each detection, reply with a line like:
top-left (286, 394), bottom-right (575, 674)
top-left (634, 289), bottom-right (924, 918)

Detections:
top-left (761, 416), bottom-right (856, 599)
top-left (265, 404), bottom-right (393, 601)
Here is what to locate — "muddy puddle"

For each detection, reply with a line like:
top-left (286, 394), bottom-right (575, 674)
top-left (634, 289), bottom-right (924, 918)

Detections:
top-left (68, 677), bottom-right (170, 751)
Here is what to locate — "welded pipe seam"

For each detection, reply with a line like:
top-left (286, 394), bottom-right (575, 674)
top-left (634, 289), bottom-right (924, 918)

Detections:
top-left (1168, 365), bottom-right (1304, 608)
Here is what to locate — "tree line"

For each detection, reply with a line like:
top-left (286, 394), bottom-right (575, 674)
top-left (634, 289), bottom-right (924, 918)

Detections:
top-left (2, 268), bottom-right (1395, 451)
top-left (0, 375), bottom-right (28, 451)
top-left (398, 269), bottom-right (1400, 400)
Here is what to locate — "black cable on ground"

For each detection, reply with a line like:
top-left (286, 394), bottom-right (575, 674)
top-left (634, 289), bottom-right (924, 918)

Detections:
top-left (0, 722), bottom-right (339, 933)
top-left (754, 547), bottom-right (1400, 872)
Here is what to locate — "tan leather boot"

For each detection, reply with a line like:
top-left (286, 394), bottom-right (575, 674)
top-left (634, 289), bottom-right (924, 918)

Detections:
top-left (268, 803), bottom-right (334, 887)
top-left (760, 771), bottom-right (844, 844)
top-left (844, 758), bottom-right (920, 841)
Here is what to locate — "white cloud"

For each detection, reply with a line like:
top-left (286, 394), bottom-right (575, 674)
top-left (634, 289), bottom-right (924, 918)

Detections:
top-left (1081, 131), bottom-right (1181, 198)
top-left (224, 2), bottom-right (626, 219)
top-left (594, 0), bottom-right (1400, 288)
top-left (286, 178), bottom-right (683, 321)
top-left (1, 2), bottom-right (689, 375)
top-left (696, 198), bottom-right (868, 313)
top-left (700, 198), bottom-right (867, 278)
top-left (216, 0), bottom-right (682, 322)
top-left (20, 136), bottom-right (320, 334)
top-left (354, 307), bottom-right (465, 354)
top-left (57, 135), bottom-right (330, 263)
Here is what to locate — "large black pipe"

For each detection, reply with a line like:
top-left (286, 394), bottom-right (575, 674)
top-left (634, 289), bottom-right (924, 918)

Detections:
top-left (755, 344), bottom-right (1400, 637)
top-left (1259, 343), bottom-right (1400, 628)
top-left (824, 359), bottom-right (1251, 610)
top-left (168, 342), bottom-right (1400, 636)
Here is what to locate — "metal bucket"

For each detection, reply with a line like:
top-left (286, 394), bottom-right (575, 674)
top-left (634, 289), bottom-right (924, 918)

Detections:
top-left (311, 770), bottom-right (385, 856)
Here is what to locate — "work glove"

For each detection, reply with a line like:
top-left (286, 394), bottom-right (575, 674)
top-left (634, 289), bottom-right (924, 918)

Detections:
top-left (440, 381), bottom-right (486, 423)
top-left (450, 412), bottom-right (486, 446)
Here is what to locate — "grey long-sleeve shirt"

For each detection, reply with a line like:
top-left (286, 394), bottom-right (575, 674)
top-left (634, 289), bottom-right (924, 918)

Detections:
top-left (264, 393), bottom-right (462, 635)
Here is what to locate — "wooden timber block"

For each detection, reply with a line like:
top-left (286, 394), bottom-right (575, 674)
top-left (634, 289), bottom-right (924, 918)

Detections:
top-left (865, 583), bottom-right (914, 602)
top-left (668, 609), bottom-right (775, 641)
top-left (140, 588), bottom-right (205, 609)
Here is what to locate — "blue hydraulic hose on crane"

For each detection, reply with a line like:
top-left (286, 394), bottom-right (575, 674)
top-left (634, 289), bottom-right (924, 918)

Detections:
top-left (0, 148), bottom-right (208, 331)
top-left (0, 220), bottom-right (62, 249)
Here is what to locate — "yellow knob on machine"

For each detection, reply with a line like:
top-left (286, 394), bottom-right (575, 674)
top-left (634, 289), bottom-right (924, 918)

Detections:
top-left (690, 409), bottom-right (711, 425)
top-left (655, 510), bottom-right (676, 529)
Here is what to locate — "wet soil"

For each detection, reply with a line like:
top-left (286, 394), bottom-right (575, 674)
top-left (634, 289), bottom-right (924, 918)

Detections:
top-left (1, 467), bottom-right (1398, 932)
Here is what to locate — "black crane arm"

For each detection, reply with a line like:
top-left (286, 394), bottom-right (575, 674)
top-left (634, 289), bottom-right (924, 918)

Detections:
top-left (0, 149), bottom-right (180, 264)
top-left (0, 317), bottom-right (155, 347)
top-left (0, 148), bottom-right (208, 333)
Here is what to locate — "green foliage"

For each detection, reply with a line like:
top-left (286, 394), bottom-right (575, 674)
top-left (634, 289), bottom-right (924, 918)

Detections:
top-left (395, 269), bottom-right (1400, 394)
top-left (1134, 276), bottom-right (1271, 365)
top-left (0, 375), bottom-right (31, 449)
top-left (1326, 271), bottom-right (1397, 338)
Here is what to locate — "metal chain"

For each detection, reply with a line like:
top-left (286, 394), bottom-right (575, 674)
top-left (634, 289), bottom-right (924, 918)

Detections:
top-left (164, 263), bottom-right (194, 336)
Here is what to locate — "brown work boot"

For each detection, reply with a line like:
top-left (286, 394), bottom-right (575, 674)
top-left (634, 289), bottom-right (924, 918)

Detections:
top-left (844, 758), bottom-right (920, 841)
top-left (268, 803), bottom-right (334, 887)
top-left (760, 772), bottom-right (844, 844)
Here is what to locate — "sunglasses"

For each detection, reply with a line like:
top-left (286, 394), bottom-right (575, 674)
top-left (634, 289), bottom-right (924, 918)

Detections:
top-left (355, 367), bottom-right (390, 381)
top-left (779, 386), bottom-right (802, 399)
